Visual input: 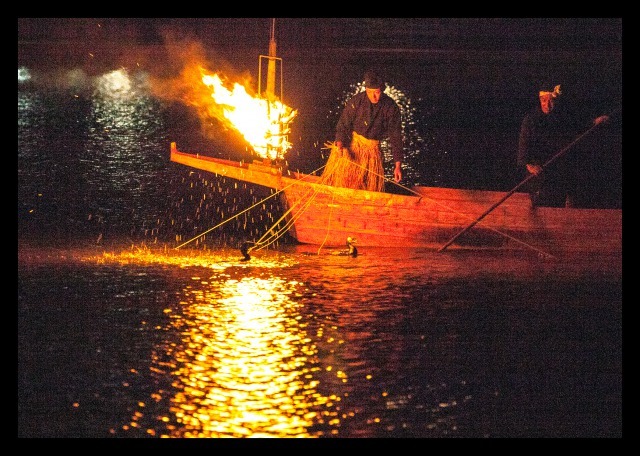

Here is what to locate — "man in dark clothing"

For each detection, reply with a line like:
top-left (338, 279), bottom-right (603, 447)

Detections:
top-left (321, 70), bottom-right (404, 191)
top-left (517, 83), bottom-right (608, 207)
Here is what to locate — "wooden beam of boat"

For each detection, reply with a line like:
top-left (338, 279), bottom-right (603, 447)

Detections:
top-left (170, 143), bottom-right (289, 189)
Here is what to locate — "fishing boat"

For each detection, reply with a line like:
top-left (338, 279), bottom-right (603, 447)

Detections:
top-left (170, 142), bottom-right (621, 257)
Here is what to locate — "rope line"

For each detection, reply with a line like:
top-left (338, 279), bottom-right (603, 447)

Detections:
top-left (174, 190), bottom-right (282, 249)
top-left (174, 162), bottom-right (328, 250)
top-left (317, 191), bottom-right (336, 255)
top-left (252, 185), bottom-right (322, 252)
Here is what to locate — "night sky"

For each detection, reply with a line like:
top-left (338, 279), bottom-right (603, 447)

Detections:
top-left (18, 17), bottom-right (623, 101)
top-left (18, 18), bottom-right (622, 53)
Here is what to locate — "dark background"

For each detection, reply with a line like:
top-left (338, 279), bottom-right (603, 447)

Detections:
top-left (17, 18), bottom-right (623, 97)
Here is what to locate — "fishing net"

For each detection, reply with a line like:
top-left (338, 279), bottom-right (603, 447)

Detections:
top-left (320, 132), bottom-right (384, 192)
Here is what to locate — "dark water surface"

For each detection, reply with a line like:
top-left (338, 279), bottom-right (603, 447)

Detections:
top-left (18, 34), bottom-right (622, 438)
top-left (18, 245), bottom-right (622, 438)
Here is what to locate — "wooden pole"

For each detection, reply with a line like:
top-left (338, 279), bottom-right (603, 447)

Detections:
top-left (438, 117), bottom-right (610, 252)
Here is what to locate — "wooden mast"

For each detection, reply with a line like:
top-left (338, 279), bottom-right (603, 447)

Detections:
top-left (266, 18), bottom-right (277, 100)
top-left (258, 18), bottom-right (286, 160)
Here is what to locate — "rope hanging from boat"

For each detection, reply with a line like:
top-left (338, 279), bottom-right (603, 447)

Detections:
top-left (174, 163), bottom-right (327, 251)
top-left (316, 191), bottom-right (337, 255)
top-left (173, 189), bottom-right (284, 249)
top-left (250, 184), bottom-right (323, 252)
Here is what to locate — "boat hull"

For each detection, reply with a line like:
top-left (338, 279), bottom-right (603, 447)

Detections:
top-left (170, 143), bottom-right (622, 256)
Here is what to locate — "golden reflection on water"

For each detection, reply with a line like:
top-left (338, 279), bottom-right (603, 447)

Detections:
top-left (169, 275), bottom-right (324, 437)
top-left (95, 248), bottom-right (338, 437)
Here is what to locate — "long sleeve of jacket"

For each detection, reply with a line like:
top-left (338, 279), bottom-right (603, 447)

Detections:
top-left (517, 114), bottom-right (533, 168)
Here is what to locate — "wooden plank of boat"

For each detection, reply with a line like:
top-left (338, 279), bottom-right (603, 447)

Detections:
top-left (170, 143), bottom-right (621, 255)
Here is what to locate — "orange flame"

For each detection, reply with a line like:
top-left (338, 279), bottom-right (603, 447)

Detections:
top-left (150, 59), bottom-right (297, 161)
top-left (201, 72), bottom-right (296, 160)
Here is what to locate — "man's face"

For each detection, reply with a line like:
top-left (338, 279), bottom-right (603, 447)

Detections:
top-left (366, 87), bottom-right (382, 104)
top-left (539, 93), bottom-right (556, 114)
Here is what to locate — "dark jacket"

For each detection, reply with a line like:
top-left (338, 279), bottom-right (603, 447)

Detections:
top-left (517, 102), bottom-right (580, 169)
top-left (517, 100), bottom-right (585, 205)
top-left (335, 91), bottom-right (404, 163)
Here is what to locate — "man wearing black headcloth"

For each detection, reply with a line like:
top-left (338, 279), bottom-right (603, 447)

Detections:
top-left (321, 70), bottom-right (404, 192)
top-left (517, 82), bottom-right (609, 207)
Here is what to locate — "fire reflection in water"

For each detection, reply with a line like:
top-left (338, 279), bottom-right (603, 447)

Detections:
top-left (169, 276), bottom-right (327, 437)
top-left (109, 250), bottom-right (339, 438)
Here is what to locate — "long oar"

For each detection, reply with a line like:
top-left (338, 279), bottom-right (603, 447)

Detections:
top-left (438, 114), bottom-right (613, 252)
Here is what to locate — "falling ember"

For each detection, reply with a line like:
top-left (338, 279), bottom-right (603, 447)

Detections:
top-left (202, 73), bottom-right (297, 161)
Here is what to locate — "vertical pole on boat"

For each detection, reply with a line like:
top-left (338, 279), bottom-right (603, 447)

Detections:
top-left (266, 18), bottom-right (277, 101)
top-left (259, 18), bottom-right (282, 102)
top-left (266, 18), bottom-right (278, 161)
top-left (258, 18), bottom-right (286, 161)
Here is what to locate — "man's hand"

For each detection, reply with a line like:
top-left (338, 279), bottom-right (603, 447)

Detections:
top-left (526, 163), bottom-right (543, 176)
top-left (394, 161), bottom-right (402, 182)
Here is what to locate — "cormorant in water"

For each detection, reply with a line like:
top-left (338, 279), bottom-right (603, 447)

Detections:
top-left (346, 237), bottom-right (358, 257)
top-left (240, 241), bottom-right (255, 261)
top-left (331, 237), bottom-right (358, 257)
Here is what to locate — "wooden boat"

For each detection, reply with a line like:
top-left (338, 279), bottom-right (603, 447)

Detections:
top-left (170, 142), bottom-right (621, 257)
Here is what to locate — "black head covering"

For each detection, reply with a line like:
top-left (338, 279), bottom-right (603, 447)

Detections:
top-left (364, 70), bottom-right (385, 90)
